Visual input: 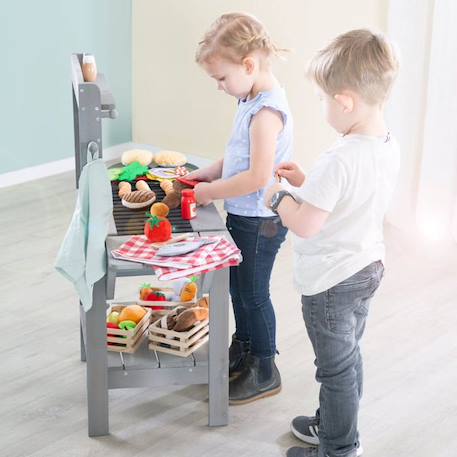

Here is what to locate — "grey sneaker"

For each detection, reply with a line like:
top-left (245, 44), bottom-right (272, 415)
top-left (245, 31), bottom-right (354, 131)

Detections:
top-left (286, 447), bottom-right (318, 457)
top-left (290, 416), bottom-right (320, 445)
top-left (286, 446), bottom-right (360, 457)
top-left (290, 415), bottom-right (363, 456)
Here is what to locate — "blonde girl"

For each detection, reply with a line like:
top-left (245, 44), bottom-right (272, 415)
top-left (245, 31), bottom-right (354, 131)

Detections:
top-left (187, 12), bottom-right (293, 404)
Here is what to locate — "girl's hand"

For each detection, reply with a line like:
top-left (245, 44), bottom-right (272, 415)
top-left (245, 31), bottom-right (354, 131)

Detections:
top-left (185, 169), bottom-right (209, 182)
top-left (194, 182), bottom-right (214, 206)
top-left (264, 181), bottom-right (284, 209)
top-left (275, 162), bottom-right (305, 187)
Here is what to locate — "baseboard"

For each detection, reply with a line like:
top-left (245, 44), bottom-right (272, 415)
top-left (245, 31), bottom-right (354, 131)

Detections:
top-left (0, 143), bottom-right (134, 189)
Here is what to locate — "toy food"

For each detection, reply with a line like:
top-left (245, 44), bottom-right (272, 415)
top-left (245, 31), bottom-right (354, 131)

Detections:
top-left (122, 190), bottom-right (156, 209)
top-left (118, 304), bottom-right (147, 324)
top-left (180, 281), bottom-right (198, 302)
top-left (135, 180), bottom-right (151, 192)
top-left (144, 214), bottom-right (172, 242)
top-left (119, 320), bottom-right (137, 330)
top-left (121, 149), bottom-right (154, 166)
top-left (150, 202), bottom-right (170, 218)
top-left (160, 180), bottom-right (174, 194)
top-left (118, 181), bottom-right (132, 198)
top-left (175, 166), bottom-right (189, 177)
top-left (165, 306), bottom-right (208, 332)
top-left (118, 162), bottom-right (150, 181)
top-left (107, 311), bottom-right (120, 325)
top-left (160, 179), bottom-right (191, 210)
top-left (154, 150), bottom-right (187, 167)
top-left (197, 296), bottom-right (209, 309)
top-left (109, 167), bottom-right (124, 181)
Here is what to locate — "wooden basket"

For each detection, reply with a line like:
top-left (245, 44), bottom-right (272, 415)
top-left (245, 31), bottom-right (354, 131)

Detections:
top-left (107, 304), bottom-right (152, 353)
top-left (148, 309), bottom-right (209, 358)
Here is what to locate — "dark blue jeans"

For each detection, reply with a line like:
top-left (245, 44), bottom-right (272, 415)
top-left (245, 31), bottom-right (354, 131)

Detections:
top-left (226, 213), bottom-right (287, 358)
top-left (301, 260), bottom-right (384, 457)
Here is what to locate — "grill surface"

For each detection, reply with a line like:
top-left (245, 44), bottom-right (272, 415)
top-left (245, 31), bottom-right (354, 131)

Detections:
top-left (111, 180), bottom-right (193, 235)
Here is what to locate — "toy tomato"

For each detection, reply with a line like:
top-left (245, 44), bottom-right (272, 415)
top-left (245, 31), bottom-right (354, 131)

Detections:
top-left (146, 292), bottom-right (166, 301)
top-left (144, 213), bottom-right (172, 242)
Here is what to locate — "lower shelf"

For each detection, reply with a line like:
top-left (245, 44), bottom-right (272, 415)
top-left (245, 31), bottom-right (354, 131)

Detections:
top-left (106, 337), bottom-right (210, 389)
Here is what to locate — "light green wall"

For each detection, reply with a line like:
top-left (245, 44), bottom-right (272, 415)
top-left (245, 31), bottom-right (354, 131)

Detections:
top-left (0, 0), bottom-right (132, 174)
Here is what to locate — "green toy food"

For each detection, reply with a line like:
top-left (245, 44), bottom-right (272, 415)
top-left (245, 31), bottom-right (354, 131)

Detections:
top-left (118, 320), bottom-right (137, 330)
top-left (118, 162), bottom-right (150, 181)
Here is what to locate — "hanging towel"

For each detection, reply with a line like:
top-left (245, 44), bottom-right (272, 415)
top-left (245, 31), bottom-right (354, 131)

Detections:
top-left (55, 149), bottom-right (113, 311)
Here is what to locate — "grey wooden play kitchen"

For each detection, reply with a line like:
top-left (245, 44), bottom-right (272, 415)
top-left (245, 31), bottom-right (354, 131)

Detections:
top-left (71, 53), bottom-right (230, 436)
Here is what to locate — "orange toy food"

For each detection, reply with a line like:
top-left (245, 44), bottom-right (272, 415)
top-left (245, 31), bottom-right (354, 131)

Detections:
top-left (180, 281), bottom-right (198, 302)
top-left (150, 202), bottom-right (170, 218)
top-left (118, 304), bottom-right (147, 324)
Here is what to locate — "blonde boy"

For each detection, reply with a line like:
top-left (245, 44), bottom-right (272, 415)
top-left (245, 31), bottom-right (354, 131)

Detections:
top-left (264, 29), bottom-right (400, 457)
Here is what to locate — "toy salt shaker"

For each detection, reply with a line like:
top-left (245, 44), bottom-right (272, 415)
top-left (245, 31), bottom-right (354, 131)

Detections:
top-left (82, 54), bottom-right (97, 82)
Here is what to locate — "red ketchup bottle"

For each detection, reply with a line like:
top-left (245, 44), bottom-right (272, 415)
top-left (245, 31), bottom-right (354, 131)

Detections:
top-left (181, 189), bottom-right (197, 220)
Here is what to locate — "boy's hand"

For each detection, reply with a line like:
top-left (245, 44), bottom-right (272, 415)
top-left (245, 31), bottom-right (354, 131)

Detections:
top-left (264, 181), bottom-right (284, 209)
top-left (275, 162), bottom-right (305, 187)
top-left (194, 182), bottom-right (213, 206)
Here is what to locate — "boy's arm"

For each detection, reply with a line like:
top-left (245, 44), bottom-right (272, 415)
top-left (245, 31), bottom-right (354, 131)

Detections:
top-left (276, 197), bottom-right (330, 238)
top-left (201, 108), bottom-right (283, 200)
top-left (265, 182), bottom-right (329, 238)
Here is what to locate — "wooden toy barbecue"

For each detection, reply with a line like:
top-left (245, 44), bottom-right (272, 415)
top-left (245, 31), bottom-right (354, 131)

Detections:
top-left (71, 53), bottom-right (231, 437)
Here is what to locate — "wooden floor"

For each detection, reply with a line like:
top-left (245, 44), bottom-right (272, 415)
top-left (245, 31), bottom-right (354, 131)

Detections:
top-left (1, 170), bottom-right (456, 457)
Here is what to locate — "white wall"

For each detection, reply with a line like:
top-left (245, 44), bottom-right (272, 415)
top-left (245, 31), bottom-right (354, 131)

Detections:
top-left (132, 0), bottom-right (388, 170)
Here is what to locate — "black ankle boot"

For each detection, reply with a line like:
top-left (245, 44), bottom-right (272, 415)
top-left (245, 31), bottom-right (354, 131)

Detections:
top-left (229, 354), bottom-right (281, 405)
top-left (229, 334), bottom-right (250, 379)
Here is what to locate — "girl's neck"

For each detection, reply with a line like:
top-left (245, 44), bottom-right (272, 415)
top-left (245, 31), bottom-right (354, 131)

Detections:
top-left (246, 70), bottom-right (279, 100)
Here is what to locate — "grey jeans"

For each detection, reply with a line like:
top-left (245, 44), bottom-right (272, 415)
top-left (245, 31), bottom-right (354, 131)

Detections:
top-left (301, 260), bottom-right (384, 457)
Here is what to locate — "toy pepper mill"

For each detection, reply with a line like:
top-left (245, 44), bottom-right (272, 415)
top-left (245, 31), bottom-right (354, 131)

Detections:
top-left (181, 189), bottom-right (196, 220)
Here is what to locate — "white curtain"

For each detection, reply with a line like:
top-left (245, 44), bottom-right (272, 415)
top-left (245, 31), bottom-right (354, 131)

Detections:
top-left (386, 0), bottom-right (457, 242)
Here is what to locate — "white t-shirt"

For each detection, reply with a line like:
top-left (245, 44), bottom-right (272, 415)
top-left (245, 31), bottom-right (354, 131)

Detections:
top-left (293, 133), bottom-right (400, 296)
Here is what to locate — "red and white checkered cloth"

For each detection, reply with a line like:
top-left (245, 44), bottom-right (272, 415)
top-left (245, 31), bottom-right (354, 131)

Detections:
top-left (111, 235), bottom-right (242, 280)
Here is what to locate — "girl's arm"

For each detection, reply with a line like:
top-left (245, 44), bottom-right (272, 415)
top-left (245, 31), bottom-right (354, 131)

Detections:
top-left (186, 158), bottom-right (224, 182)
top-left (195, 108), bottom-right (283, 203)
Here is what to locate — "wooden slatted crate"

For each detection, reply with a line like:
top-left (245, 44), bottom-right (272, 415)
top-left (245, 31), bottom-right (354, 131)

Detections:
top-left (107, 304), bottom-right (152, 353)
top-left (148, 308), bottom-right (209, 358)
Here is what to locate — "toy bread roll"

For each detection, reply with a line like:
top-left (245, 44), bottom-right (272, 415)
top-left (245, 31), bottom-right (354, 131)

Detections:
top-left (121, 149), bottom-right (154, 166)
top-left (122, 190), bottom-right (156, 209)
top-left (118, 181), bottom-right (132, 198)
top-left (135, 180), bottom-right (151, 192)
top-left (150, 202), bottom-right (170, 217)
top-left (154, 150), bottom-right (187, 167)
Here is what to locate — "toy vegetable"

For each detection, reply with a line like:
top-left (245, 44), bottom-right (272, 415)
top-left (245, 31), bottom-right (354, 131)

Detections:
top-left (180, 281), bottom-right (198, 302)
top-left (144, 213), bottom-right (172, 242)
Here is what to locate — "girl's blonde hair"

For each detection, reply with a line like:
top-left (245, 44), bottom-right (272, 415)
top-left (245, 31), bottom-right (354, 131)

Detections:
top-left (307, 29), bottom-right (399, 104)
top-left (196, 12), bottom-right (286, 64)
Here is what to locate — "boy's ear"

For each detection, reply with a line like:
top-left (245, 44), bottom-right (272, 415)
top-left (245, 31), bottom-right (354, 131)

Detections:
top-left (334, 92), bottom-right (354, 113)
top-left (242, 56), bottom-right (255, 75)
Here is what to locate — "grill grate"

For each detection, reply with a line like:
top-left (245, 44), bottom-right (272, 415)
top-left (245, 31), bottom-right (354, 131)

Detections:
top-left (111, 180), bottom-right (193, 236)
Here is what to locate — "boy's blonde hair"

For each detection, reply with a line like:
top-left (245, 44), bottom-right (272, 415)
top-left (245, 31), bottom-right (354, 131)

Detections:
top-left (308, 29), bottom-right (399, 104)
top-left (196, 12), bottom-right (285, 64)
